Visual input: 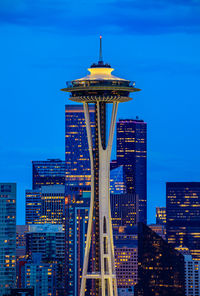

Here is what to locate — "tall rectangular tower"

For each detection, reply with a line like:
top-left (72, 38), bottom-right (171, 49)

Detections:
top-left (0, 183), bottom-right (16, 296)
top-left (116, 119), bottom-right (147, 223)
top-left (135, 223), bottom-right (185, 296)
top-left (166, 182), bottom-right (200, 260)
top-left (65, 104), bottom-right (96, 189)
top-left (32, 159), bottom-right (65, 190)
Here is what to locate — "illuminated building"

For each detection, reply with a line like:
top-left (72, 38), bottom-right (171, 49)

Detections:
top-left (110, 194), bottom-right (136, 227)
top-left (166, 182), bottom-right (200, 260)
top-left (65, 104), bottom-right (96, 188)
top-left (32, 159), bottom-right (65, 190)
top-left (135, 223), bottom-right (185, 296)
top-left (0, 183), bottom-right (16, 296)
top-left (39, 185), bottom-right (65, 224)
top-left (25, 226), bottom-right (65, 296)
top-left (114, 226), bottom-right (138, 296)
top-left (25, 189), bottom-right (41, 224)
top-left (148, 223), bottom-right (166, 240)
top-left (116, 118), bottom-right (147, 223)
top-left (61, 36), bottom-right (140, 296)
top-left (110, 166), bottom-right (126, 195)
top-left (23, 254), bottom-right (57, 296)
top-left (26, 224), bottom-right (65, 262)
top-left (156, 206), bottom-right (166, 224)
top-left (184, 254), bottom-right (200, 296)
top-left (64, 190), bottom-right (90, 296)
top-left (16, 225), bottom-right (28, 257)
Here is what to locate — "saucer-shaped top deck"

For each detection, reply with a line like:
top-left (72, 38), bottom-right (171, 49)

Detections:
top-left (61, 65), bottom-right (141, 103)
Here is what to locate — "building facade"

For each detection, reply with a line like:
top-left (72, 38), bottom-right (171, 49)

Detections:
top-left (116, 119), bottom-right (147, 223)
top-left (110, 165), bottom-right (127, 195)
top-left (39, 185), bottom-right (65, 224)
top-left (184, 254), bottom-right (200, 296)
top-left (135, 223), bottom-right (185, 296)
top-left (25, 189), bottom-right (42, 225)
top-left (156, 207), bottom-right (166, 225)
top-left (32, 159), bottom-right (65, 190)
top-left (110, 194), bottom-right (137, 227)
top-left (148, 224), bottom-right (166, 240)
top-left (0, 183), bottom-right (16, 296)
top-left (65, 104), bottom-right (96, 189)
top-left (114, 227), bottom-right (138, 296)
top-left (64, 190), bottom-right (90, 296)
top-left (166, 182), bottom-right (200, 260)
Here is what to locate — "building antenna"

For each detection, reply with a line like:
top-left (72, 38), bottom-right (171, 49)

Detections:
top-left (99, 35), bottom-right (103, 62)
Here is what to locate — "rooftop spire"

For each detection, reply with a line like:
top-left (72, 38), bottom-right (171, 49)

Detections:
top-left (99, 35), bottom-right (103, 62)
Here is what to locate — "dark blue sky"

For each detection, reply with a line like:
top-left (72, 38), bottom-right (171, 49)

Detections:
top-left (0, 0), bottom-right (200, 224)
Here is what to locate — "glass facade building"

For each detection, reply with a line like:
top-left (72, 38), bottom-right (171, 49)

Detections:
top-left (64, 190), bottom-right (90, 296)
top-left (156, 207), bottom-right (166, 225)
top-left (114, 227), bottom-right (138, 295)
top-left (184, 254), bottom-right (200, 296)
top-left (135, 223), bottom-right (185, 296)
top-left (39, 185), bottom-right (65, 224)
top-left (116, 119), bottom-right (147, 223)
top-left (166, 182), bottom-right (200, 260)
top-left (110, 165), bottom-right (126, 195)
top-left (0, 183), bottom-right (16, 296)
top-left (65, 104), bottom-right (96, 188)
top-left (32, 159), bottom-right (65, 190)
top-left (25, 189), bottom-right (42, 225)
top-left (110, 194), bottom-right (136, 227)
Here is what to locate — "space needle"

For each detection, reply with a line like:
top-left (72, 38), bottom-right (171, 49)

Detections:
top-left (61, 36), bottom-right (140, 296)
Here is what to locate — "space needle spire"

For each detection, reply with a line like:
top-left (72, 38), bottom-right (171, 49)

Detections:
top-left (62, 38), bottom-right (141, 296)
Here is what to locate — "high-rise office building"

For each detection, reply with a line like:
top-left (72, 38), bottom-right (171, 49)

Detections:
top-left (64, 190), bottom-right (90, 296)
top-left (184, 254), bottom-right (200, 296)
top-left (156, 207), bottom-right (166, 224)
top-left (110, 165), bottom-right (126, 195)
top-left (39, 185), bottom-right (65, 224)
top-left (110, 194), bottom-right (137, 227)
top-left (0, 183), bottom-right (16, 296)
top-left (25, 189), bottom-right (42, 224)
top-left (25, 226), bottom-right (65, 296)
top-left (116, 119), bottom-right (147, 223)
top-left (26, 224), bottom-right (65, 262)
top-left (32, 159), bottom-right (65, 190)
top-left (114, 227), bottom-right (138, 296)
top-left (65, 104), bottom-right (96, 189)
top-left (166, 182), bottom-right (200, 260)
top-left (135, 223), bottom-right (185, 296)
top-left (22, 254), bottom-right (58, 296)
top-left (148, 223), bottom-right (166, 240)
top-left (16, 225), bottom-right (28, 257)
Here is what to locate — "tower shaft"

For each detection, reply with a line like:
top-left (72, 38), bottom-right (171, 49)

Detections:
top-left (80, 102), bottom-right (118, 296)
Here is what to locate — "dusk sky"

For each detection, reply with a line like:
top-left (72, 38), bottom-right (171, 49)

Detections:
top-left (0, 0), bottom-right (200, 224)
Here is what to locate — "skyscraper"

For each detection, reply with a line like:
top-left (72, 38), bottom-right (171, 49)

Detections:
top-left (0, 183), bottom-right (16, 296)
top-left (114, 227), bottom-right (138, 296)
top-left (65, 104), bottom-right (96, 189)
top-left (135, 223), bottom-right (185, 296)
top-left (116, 119), bottom-right (147, 223)
top-left (110, 194), bottom-right (137, 227)
top-left (61, 36), bottom-right (140, 296)
top-left (156, 207), bottom-right (166, 225)
top-left (32, 159), bottom-right (65, 190)
top-left (25, 189), bottom-right (42, 224)
top-left (64, 190), bottom-right (90, 296)
top-left (166, 182), bottom-right (200, 260)
top-left (110, 166), bottom-right (126, 195)
top-left (40, 185), bottom-right (65, 224)
top-left (184, 254), bottom-right (200, 296)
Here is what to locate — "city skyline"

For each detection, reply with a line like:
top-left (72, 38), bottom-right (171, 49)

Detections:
top-left (1, 1), bottom-right (200, 225)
